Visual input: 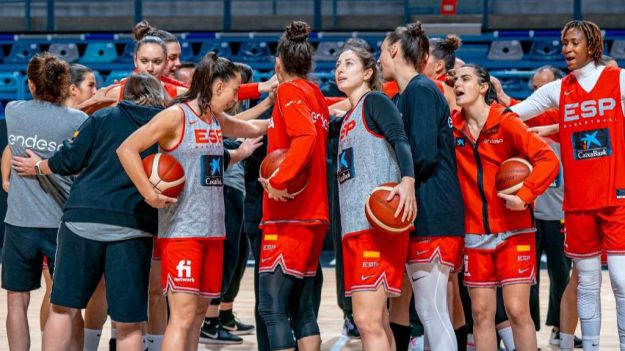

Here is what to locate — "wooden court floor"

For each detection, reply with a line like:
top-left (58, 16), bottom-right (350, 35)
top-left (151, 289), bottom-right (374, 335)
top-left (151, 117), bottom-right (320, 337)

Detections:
top-left (0, 268), bottom-right (619, 350)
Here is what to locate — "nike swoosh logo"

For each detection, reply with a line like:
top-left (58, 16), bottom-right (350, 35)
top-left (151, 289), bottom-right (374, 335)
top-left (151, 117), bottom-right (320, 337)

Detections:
top-left (205, 332), bottom-right (218, 338)
top-left (147, 339), bottom-right (154, 343)
top-left (564, 91), bottom-right (573, 96)
top-left (518, 268), bottom-right (530, 274)
top-left (189, 120), bottom-right (197, 125)
top-left (415, 250), bottom-right (429, 256)
top-left (361, 274), bottom-right (375, 280)
top-left (261, 257), bottom-right (272, 263)
top-left (412, 275), bottom-right (426, 282)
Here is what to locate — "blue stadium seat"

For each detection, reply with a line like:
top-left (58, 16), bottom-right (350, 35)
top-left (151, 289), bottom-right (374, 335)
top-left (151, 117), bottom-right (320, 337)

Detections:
top-left (180, 41), bottom-right (195, 61)
top-left (48, 43), bottom-right (80, 63)
top-left (529, 39), bottom-right (562, 61)
top-left (610, 39), bottom-right (625, 60)
top-left (499, 77), bottom-right (523, 92)
top-left (116, 42), bottom-right (135, 63)
top-left (104, 71), bottom-right (131, 86)
top-left (6, 43), bottom-right (40, 63)
top-left (0, 72), bottom-right (21, 99)
top-left (92, 70), bottom-right (104, 88)
top-left (235, 41), bottom-right (273, 62)
top-left (488, 40), bottom-right (524, 61)
top-left (313, 41), bottom-right (344, 62)
top-left (80, 43), bottom-right (118, 63)
top-left (455, 43), bottom-right (489, 62)
top-left (196, 41), bottom-right (233, 60)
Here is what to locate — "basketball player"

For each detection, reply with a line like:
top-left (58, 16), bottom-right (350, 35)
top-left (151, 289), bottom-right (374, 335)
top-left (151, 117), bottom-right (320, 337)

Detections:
top-left (452, 64), bottom-right (559, 350)
top-left (117, 53), bottom-right (270, 351)
top-left (378, 22), bottom-right (466, 351)
top-left (334, 43), bottom-right (417, 350)
top-left (175, 62), bottom-right (196, 85)
top-left (2, 53), bottom-right (88, 351)
top-left (509, 20), bottom-right (625, 350)
top-left (256, 21), bottom-right (329, 351)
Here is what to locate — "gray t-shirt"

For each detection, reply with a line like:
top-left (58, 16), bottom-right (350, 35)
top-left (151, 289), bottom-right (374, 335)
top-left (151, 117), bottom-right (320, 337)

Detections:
top-left (224, 161), bottom-right (245, 195)
top-left (65, 222), bottom-right (152, 242)
top-left (5, 100), bottom-right (87, 228)
top-left (534, 141), bottom-right (564, 221)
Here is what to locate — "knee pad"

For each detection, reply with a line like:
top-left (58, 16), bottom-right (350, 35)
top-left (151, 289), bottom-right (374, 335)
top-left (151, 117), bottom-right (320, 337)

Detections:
top-left (575, 257), bottom-right (602, 321)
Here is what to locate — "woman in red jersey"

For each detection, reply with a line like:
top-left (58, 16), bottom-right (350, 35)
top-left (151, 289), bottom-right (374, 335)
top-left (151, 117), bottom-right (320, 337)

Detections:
top-left (256, 21), bottom-right (329, 351)
top-left (510, 20), bottom-right (625, 350)
top-left (452, 64), bottom-right (559, 351)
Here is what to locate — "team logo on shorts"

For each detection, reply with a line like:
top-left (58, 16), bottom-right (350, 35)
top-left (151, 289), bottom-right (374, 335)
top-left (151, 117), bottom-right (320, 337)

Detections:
top-left (175, 260), bottom-right (194, 282)
top-left (200, 155), bottom-right (223, 186)
top-left (572, 128), bottom-right (611, 160)
top-left (337, 148), bottom-right (355, 184)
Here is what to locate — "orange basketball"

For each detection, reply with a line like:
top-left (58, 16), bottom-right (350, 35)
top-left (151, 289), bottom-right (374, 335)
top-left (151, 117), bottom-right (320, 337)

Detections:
top-left (365, 182), bottom-right (416, 234)
top-left (260, 149), bottom-right (309, 196)
top-left (495, 157), bottom-right (533, 195)
top-left (142, 153), bottom-right (186, 198)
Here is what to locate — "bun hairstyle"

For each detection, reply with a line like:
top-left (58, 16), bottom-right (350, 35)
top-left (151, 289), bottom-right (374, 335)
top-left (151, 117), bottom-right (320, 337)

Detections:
top-left (132, 20), bottom-right (169, 58)
top-left (386, 21), bottom-right (430, 71)
top-left (27, 52), bottom-right (70, 104)
top-left (133, 20), bottom-right (178, 44)
top-left (339, 42), bottom-right (382, 91)
top-left (463, 64), bottom-right (498, 104)
top-left (276, 21), bottom-right (313, 76)
top-left (430, 34), bottom-right (461, 72)
top-left (174, 52), bottom-right (240, 116)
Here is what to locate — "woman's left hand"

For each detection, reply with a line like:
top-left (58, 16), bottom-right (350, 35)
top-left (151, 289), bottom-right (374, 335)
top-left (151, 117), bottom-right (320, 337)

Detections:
top-left (497, 193), bottom-right (527, 211)
top-left (11, 149), bottom-right (41, 176)
top-left (386, 177), bottom-right (417, 223)
top-left (259, 177), bottom-right (294, 202)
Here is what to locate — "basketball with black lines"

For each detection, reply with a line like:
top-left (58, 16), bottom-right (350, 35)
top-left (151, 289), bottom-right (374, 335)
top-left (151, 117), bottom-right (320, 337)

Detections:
top-left (260, 149), bottom-right (309, 196)
top-left (365, 182), bottom-right (416, 234)
top-left (142, 153), bottom-right (186, 198)
top-left (495, 157), bottom-right (533, 195)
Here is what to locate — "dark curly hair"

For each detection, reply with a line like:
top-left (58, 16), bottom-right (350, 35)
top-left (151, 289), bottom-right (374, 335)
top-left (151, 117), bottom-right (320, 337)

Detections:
top-left (276, 21), bottom-right (313, 77)
top-left (27, 52), bottom-right (70, 104)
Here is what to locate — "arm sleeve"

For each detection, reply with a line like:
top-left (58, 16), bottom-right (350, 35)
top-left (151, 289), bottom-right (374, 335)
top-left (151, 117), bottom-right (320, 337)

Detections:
top-left (402, 85), bottom-right (440, 181)
top-left (238, 83), bottom-right (261, 101)
top-left (502, 115), bottom-right (560, 204)
top-left (509, 79), bottom-right (561, 121)
top-left (269, 84), bottom-right (318, 190)
top-left (329, 115), bottom-right (344, 138)
top-left (47, 117), bottom-right (96, 176)
top-left (363, 93), bottom-right (414, 178)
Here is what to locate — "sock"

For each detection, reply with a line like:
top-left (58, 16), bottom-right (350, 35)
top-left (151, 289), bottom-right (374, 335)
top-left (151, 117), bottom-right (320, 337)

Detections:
top-left (455, 326), bottom-right (467, 351)
top-left (560, 332), bottom-right (575, 351)
top-left (204, 316), bottom-right (219, 327)
top-left (466, 333), bottom-right (476, 351)
top-left (111, 327), bottom-right (117, 339)
top-left (84, 328), bottom-right (102, 351)
top-left (497, 326), bottom-right (515, 351)
top-left (145, 334), bottom-right (163, 351)
top-left (390, 322), bottom-right (411, 351)
top-left (219, 309), bottom-right (235, 324)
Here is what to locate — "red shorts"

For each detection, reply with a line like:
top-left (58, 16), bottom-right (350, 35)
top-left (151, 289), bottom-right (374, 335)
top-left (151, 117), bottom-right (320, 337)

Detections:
top-left (159, 238), bottom-right (224, 298)
top-left (463, 233), bottom-right (536, 287)
top-left (564, 206), bottom-right (625, 258)
top-left (407, 236), bottom-right (464, 272)
top-left (259, 224), bottom-right (326, 278)
top-left (152, 237), bottom-right (161, 260)
top-left (43, 256), bottom-right (49, 270)
top-left (343, 230), bottom-right (409, 297)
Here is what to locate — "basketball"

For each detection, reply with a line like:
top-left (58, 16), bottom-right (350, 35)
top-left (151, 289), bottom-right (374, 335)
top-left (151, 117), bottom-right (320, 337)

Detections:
top-left (495, 157), bottom-right (533, 195)
top-left (365, 182), bottom-right (416, 234)
top-left (142, 153), bottom-right (186, 198)
top-left (259, 149), bottom-right (309, 196)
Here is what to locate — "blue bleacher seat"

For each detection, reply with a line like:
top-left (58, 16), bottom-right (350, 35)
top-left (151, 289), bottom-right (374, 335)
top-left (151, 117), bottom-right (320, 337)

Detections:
top-left (48, 43), bottom-right (80, 63)
top-left (196, 41), bottom-right (233, 60)
top-left (313, 41), bottom-right (344, 62)
top-left (0, 72), bottom-right (21, 100)
top-left (80, 43), bottom-right (118, 64)
top-left (235, 41), bottom-right (273, 62)
top-left (529, 39), bottom-right (562, 61)
top-left (116, 42), bottom-right (135, 63)
top-left (610, 39), bottom-right (625, 60)
top-left (180, 42), bottom-right (194, 61)
top-left (104, 71), bottom-right (131, 86)
top-left (488, 40), bottom-right (524, 61)
top-left (455, 43), bottom-right (489, 62)
top-left (6, 43), bottom-right (40, 63)
top-left (92, 70), bottom-right (104, 88)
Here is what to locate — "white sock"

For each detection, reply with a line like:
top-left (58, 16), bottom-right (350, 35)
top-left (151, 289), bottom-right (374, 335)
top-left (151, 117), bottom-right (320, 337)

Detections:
top-left (466, 333), bottom-right (476, 351)
top-left (83, 328), bottom-right (102, 351)
top-left (576, 256), bottom-right (602, 350)
top-left (146, 334), bottom-right (163, 351)
top-left (111, 326), bottom-right (117, 340)
top-left (497, 326), bottom-right (515, 351)
top-left (560, 332), bottom-right (575, 350)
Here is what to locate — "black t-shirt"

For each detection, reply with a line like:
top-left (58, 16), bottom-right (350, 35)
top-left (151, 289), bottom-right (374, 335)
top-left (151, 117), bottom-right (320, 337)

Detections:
top-left (394, 75), bottom-right (465, 237)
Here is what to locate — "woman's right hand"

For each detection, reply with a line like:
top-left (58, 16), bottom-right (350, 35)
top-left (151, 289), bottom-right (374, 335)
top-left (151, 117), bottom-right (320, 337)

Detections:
top-left (386, 177), bottom-right (417, 223)
top-left (528, 124), bottom-right (559, 137)
top-left (145, 191), bottom-right (177, 209)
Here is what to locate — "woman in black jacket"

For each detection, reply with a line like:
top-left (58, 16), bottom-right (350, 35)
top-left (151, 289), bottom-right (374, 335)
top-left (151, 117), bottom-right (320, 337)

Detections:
top-left (12, 73), bottom-right (167, 351)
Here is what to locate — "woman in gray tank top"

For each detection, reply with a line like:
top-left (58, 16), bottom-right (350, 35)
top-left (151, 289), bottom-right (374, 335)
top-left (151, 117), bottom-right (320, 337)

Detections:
top-left (118, 53), bottom-right (271, 351)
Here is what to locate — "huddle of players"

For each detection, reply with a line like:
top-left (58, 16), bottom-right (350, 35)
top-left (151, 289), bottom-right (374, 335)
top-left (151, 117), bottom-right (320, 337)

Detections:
top-left (1, 15), bottom-right (624, 351)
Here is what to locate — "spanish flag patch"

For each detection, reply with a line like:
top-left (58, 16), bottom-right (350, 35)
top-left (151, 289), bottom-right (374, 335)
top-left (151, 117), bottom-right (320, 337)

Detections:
top-left (264, 234), bottom-right (278, 241)
top-left (363, 251), bottom-right (380, 258)
top-left (516, 245), bottom-right (531, 252)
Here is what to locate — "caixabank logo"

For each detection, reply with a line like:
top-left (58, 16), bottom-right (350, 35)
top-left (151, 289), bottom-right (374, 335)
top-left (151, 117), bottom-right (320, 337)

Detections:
top-left (200, 155), bottom-right (224, 186)
top-left (572, 128), bottom-right (611, 160)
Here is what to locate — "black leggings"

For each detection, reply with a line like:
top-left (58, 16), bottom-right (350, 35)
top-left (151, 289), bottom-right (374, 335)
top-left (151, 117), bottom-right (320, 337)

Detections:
top-left (258, 266), bottom-right (320, 350)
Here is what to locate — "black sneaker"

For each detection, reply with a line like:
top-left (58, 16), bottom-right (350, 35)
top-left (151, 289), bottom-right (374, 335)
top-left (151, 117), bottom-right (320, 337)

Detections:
top-left (109, 338), bottom-right (116, 351)
top-left (222, 316), bottom-right (255, 335)
top-left (343, 313), bottom-right (360, 338)
top-left (574, 335), bottom-right (583, 348)
top-left (549, 328), bottom-right (583, 349)
top-left (199, 321), bottom-right (243, 344)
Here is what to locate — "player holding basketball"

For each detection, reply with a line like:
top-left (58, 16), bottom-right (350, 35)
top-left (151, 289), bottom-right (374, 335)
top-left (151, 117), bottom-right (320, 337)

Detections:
top-left (256, 21), bottom-right (329, 351)
top-left (510, 20), bottom-right (625, 350)
top-left (334, 42), bottom-right (416, 351)
top-left (118, 53), bottom-right (269, 351)
top-left (452, 64), bottom-right (559, 351)
top-left (377, 22), bottom-right (465, 351)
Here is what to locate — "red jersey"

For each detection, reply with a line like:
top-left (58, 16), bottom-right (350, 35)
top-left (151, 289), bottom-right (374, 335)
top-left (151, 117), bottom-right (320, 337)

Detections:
top-left (161, 74), bottom-right (263, 101)
top-left (261, 79), bottom-right (330, 226)
top-left (452, 103), bottom-right (559, 234)
top-left (160, 75), bottom-right (189, 88)
top-left (509, 98), bottom-right (560, 143)
top-left (559, 66), bottom-right (625, 211)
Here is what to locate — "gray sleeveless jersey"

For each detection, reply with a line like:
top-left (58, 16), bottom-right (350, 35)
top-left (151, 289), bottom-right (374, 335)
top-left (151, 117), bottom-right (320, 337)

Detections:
top-left (337, 93), bottom-right (400, 238)
top-left (158, 103), bottom-right (225, 239)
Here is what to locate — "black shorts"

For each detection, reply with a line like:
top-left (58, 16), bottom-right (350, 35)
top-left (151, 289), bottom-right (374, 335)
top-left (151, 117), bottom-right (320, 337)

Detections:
top-left (1, 224), bottom-right (57, 292)
top-left (50, 222), bottom-right (153, 323)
